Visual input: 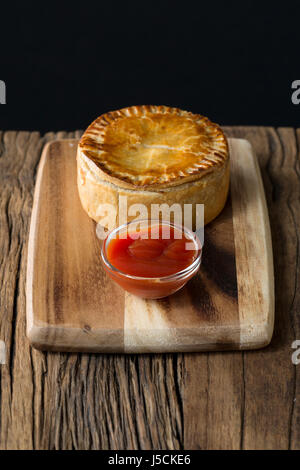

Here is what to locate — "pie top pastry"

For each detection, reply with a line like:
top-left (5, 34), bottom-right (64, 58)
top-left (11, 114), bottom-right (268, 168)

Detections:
top-left (78, 105), bottom-right (228, 189)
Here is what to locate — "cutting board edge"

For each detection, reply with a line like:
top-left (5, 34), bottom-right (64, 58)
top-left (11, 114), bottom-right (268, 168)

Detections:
top-left (26, 140), bottom-right (51, 345)
top-left (228, 138), bottom-right (275, 349)
top-left (27, 318), bottom-right (273, 353)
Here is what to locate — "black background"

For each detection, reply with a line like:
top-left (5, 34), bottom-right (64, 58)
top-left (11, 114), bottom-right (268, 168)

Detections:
top-left (1, 1), bottom-right (300, 132)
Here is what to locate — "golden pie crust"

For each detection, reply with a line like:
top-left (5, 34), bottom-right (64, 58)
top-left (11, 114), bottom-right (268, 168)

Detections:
top-left (77, 105), bottom-right (229, 226)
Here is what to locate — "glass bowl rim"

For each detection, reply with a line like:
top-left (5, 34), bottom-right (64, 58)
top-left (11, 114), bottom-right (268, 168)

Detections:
top-left (100, 219), bottom-right (202, 282)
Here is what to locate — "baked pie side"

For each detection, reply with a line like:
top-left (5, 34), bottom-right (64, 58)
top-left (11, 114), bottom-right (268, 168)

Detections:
top-left (77, 105), bottom-right (230, 226)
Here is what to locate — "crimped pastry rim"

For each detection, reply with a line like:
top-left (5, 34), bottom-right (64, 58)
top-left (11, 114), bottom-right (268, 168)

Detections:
top-left (78, 105), bottom-right (229, 190)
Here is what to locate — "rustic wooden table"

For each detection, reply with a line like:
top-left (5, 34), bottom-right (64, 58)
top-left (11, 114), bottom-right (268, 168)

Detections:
top-left (0, 127), bottom-right (299, 450)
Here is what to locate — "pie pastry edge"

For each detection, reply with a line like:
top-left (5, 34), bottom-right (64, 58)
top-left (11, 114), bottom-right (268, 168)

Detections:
top-left (77, 105), bottom-right (230, 226)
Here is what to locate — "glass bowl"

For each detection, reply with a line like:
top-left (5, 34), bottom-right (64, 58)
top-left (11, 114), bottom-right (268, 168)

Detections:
top-left (101, 220), bottom-right (202, 299)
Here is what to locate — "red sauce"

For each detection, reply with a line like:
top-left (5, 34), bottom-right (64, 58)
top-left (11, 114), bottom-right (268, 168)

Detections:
top-left (106, 225), bottom-right (198, 278)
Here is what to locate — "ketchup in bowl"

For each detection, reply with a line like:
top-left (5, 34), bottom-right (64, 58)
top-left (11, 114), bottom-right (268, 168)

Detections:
top-left (101, 220), bottom-right (202, 299)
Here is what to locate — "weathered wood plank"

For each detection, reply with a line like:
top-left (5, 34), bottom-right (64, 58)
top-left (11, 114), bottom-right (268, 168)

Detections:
top-left (227, 127), bottom-right (298, 450)
top-left (290, 129), bottom-right (300, 451)
top-left (0, 127), bottom-right (299, 450)
top-left (183, 127), bottom-right (299, 450)
top-left (183, 352), bottom-right (244, 449)
top-left (0, 130), bottom-right (183, 449)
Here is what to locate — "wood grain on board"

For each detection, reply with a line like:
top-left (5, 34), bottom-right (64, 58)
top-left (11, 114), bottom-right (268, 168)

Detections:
top-left (0, 128), bottom-right (298, 450)
top-left (27, 140), bottom-right (124, 352)
top-left (26, 138), bottom-right (273, 353)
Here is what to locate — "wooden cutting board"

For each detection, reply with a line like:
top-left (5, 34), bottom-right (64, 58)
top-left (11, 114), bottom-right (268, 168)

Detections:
top-left (26, 138), bottom-right (274, 353)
